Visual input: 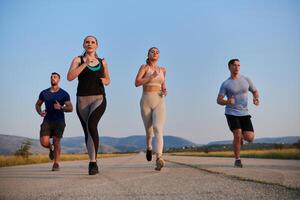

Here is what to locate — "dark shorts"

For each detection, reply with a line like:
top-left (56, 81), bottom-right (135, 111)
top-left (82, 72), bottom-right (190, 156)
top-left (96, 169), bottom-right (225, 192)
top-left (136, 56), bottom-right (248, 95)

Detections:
top-left (225, 114), bottom-right (254, 132)
top-left (40, 121), bottom-right (66, 138)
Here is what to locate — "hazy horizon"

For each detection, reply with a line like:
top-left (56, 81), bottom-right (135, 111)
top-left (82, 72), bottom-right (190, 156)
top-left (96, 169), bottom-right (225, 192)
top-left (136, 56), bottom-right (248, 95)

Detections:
top-left (1, 133), bottom-right (299, 145)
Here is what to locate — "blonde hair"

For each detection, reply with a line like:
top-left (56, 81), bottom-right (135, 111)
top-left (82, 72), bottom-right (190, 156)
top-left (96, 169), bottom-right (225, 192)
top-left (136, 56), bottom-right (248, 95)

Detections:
top-left (82, 35), bottom-right (99, 58)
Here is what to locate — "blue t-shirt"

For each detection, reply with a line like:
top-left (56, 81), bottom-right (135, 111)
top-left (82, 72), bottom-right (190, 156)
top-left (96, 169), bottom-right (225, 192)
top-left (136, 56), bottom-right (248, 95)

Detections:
top-left (218, 75), bottom-right (256, 116)
top-left (39, 88), bottom-right (70, 123)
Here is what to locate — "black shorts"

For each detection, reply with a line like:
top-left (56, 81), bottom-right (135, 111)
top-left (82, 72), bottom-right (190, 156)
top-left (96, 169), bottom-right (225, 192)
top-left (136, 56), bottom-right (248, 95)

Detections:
top-left (40, 121), bottom-right (66, 138)
top-left (225, 114), bottom-right (254, 132)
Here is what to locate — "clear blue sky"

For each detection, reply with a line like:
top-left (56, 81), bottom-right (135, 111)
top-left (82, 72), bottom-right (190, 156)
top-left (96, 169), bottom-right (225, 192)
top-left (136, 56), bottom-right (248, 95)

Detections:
top-left (0, 0), bottom-right (299, 144)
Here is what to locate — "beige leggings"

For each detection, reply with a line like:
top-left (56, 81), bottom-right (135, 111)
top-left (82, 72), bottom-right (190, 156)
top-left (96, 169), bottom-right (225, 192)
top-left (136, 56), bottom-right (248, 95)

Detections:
top-left (140, 92), bottom-right (166, 158)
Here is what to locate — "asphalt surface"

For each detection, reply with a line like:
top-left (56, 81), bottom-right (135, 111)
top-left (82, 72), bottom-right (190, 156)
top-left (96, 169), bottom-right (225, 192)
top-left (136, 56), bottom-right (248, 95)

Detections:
top-left (0, 153), bottom-right (299, 200)
top-left (165, 155), bottom-right (300, 189)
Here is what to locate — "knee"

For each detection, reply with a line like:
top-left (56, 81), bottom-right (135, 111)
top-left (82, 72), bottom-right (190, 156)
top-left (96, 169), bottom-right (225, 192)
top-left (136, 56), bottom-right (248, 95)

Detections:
top-left (88, 122), bottom-right (98, 134)
top-left (233, 130), bottom-right (243, 140)
top-left (40, 138), bottom-right (49, 147)
top-left (153, 126), bottom-right (163, 137)
top-left (153, 126), bottom-right (159, 134)
top-left (244, 132), bottom-right (255, 142)
top-left (146, 127), bottom-right (154, 136)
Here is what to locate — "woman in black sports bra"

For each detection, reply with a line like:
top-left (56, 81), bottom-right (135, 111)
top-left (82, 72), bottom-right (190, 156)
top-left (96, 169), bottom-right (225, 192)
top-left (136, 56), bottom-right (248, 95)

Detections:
top-left (67, 35), bottom-right (110, 175)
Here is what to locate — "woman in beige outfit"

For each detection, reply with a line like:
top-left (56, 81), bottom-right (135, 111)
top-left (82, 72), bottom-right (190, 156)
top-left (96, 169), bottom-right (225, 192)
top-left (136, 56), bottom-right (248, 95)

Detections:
top-left (135, 47), bottom-right (167, 171)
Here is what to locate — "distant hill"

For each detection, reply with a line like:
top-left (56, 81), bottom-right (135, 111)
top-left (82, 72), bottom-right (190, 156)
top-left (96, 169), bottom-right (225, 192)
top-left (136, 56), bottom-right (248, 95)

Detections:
top-left (0, 134), bottom-right (196, 155)
top-left (207, 136), bottom-right (300, 145)
top-left (1, 134), bottom-right (299, 155)
top-left (0, 134), bottom-right (48, 155)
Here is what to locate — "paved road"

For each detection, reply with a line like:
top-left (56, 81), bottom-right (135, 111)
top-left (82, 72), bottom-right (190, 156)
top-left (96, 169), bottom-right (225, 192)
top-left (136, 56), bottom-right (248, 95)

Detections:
top-left (0, 153), bottom-right (299, 200)
top-left (165, 155), bottom-right (300, 189)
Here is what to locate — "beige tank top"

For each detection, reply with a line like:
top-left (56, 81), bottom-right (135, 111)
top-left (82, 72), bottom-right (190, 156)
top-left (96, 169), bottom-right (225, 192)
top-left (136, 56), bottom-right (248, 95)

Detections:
top-left (144, 66), bottom-right (164, 87)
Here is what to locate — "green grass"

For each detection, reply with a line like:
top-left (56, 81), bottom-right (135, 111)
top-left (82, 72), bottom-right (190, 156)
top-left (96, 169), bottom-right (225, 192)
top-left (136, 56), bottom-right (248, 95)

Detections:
top-left (167, 148), bottom-right (300, 160)
top-left (0, 153), bottom-right (133, 168)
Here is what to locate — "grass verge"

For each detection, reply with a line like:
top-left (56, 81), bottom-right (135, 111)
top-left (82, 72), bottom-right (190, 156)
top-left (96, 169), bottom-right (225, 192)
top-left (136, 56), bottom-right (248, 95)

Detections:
top-left (167, 148), bottom-right (300, 159)
top-left (0, 153), bottom-right (133, 168)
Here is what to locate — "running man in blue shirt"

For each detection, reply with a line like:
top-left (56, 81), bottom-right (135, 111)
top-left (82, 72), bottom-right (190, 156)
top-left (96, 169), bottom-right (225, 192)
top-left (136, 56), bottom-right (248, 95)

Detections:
top-left (217, 59), bottom-right (259, 168)
top-left (35, 72), bottom-right (73, 171)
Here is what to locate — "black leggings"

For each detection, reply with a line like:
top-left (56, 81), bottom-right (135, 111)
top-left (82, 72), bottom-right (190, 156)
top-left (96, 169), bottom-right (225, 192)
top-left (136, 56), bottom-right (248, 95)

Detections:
top-left (76, 95), bottom-right (106, 161)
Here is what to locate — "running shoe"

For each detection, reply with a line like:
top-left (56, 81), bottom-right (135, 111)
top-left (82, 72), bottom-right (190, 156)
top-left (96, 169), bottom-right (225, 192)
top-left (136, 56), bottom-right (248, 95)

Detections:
top-left (88, 162), bottom-right (99, 175)
top-left (52, 163), bottom-right (60, 171)
top-left (49, 144), bottom-right (55, 160)
top-left (155, 158), bottom-right (165, 171)
top-left (234, 159), bottom-right (243, 168)
top-left (94, 162), bottom-right (99, 174)
top-left (146, 149), bottom-right (152, 161)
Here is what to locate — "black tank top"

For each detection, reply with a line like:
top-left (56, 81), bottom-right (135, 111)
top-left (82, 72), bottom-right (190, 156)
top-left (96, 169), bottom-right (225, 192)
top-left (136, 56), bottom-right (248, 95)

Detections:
top-left (77, 56), bottom-right (105, 96)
